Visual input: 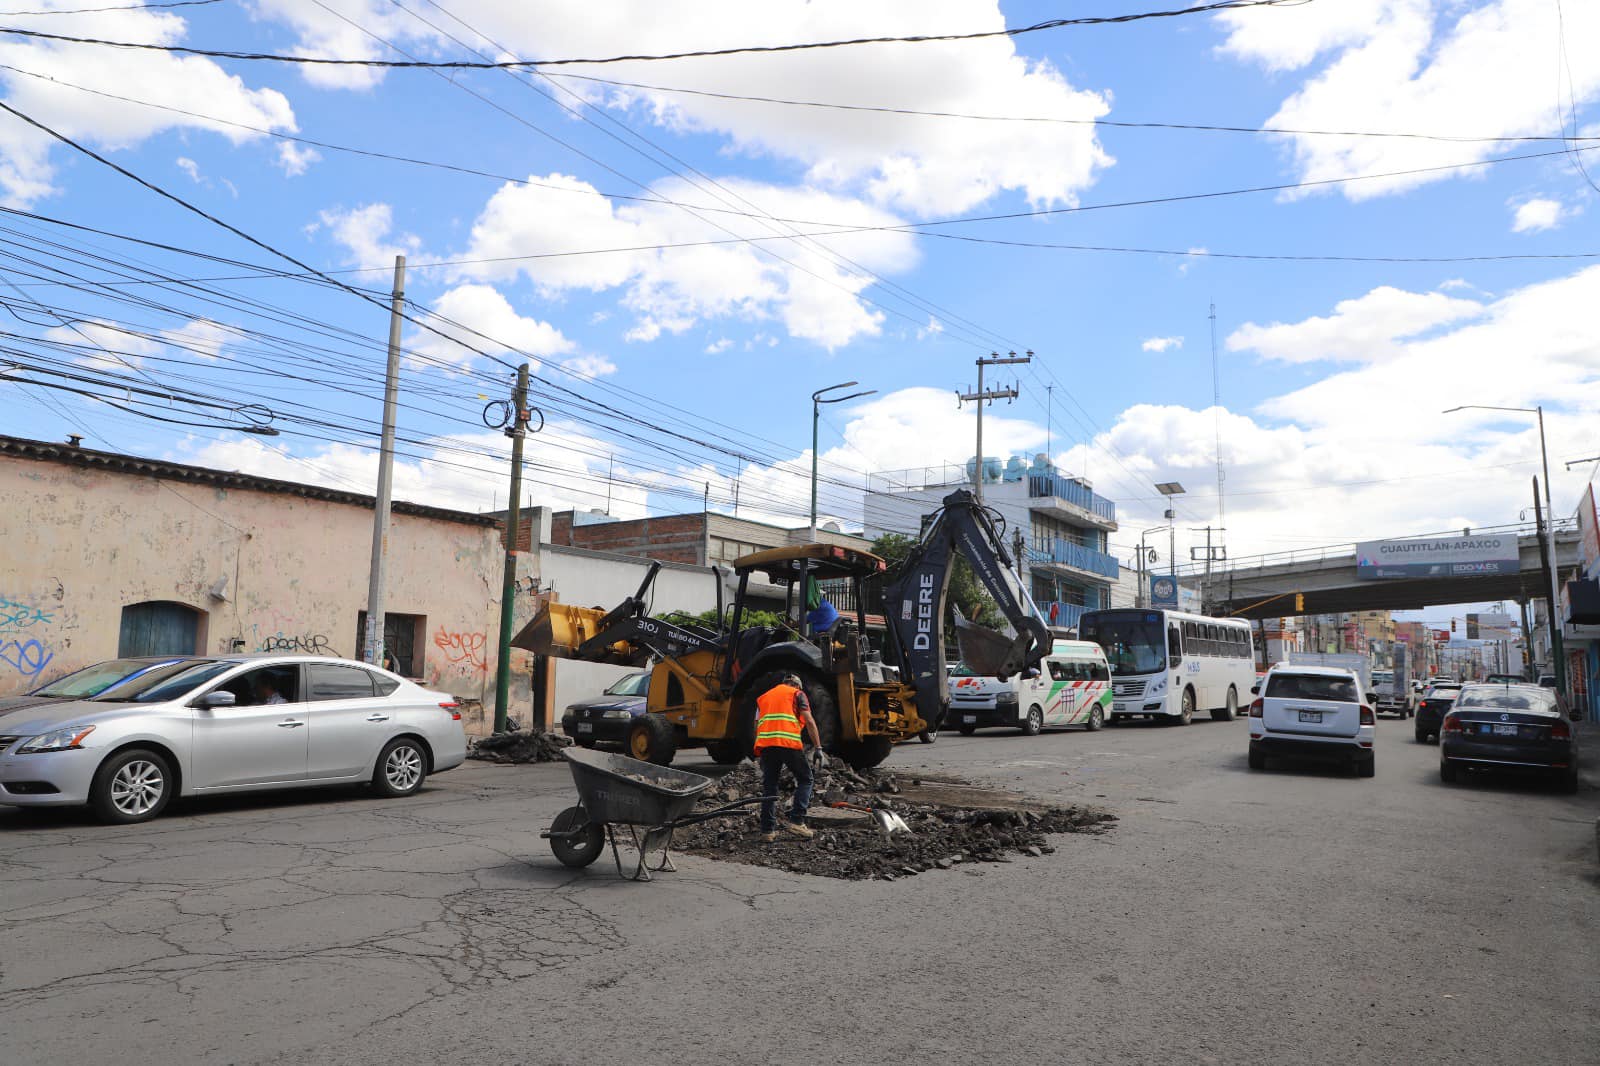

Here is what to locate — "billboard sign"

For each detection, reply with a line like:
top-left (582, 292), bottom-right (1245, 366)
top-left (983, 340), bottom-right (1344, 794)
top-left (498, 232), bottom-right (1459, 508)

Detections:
top-left (1578, 485), bottom-right (1599, 580)
top-left (1150, 574), bottom-right (1178, 608)
top-left (1355, 534), bottom-right (1518, 580)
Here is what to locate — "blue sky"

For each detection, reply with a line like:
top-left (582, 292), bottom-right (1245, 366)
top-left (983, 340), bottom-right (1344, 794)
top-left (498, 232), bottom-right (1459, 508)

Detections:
top-left (1, 0), bottom-right (1597, 624)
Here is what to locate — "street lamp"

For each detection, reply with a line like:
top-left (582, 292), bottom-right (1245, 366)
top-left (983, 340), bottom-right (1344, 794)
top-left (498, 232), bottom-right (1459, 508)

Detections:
top-left (811, 381), bottom-right (876, 539)
top-left (1155, 482), bottom-right (1186, 591)
top-left (1443, 404), bottom-right (1564, 694)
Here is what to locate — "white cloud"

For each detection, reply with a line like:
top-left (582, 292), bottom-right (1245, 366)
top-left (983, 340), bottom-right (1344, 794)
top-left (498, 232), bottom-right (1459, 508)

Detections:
top-left (456, 173), bottom-right (917, 350)
top-left (175, 156), bottom-right (202, 184)
top-left (0, 2), bottom-right (296, 206)
top-left (565, 353), bottom-right (618, 378)
top-left (317, 203), bottom-right (422, 271)
top-left (1218, 0), bottom-right (1600, 199)
top-left (1510, 197), bottom-right (1566, 233)
top-left (276, 141), bottom-right (321, 177)
top-left (1142, 336), bottom-right (1184, 353)
top-left (916, 317), bottom-right (944, 341)
top-left (45, 318), bottom-right (161, 370)
top-left (703, 338), bottom-right (732, 354)
top-left (163, 318), bottom-right (232, 361)
top-left (1228, 285), bottom-right (1485, 364)
top-left (408, 283), bottom-right (573, 369)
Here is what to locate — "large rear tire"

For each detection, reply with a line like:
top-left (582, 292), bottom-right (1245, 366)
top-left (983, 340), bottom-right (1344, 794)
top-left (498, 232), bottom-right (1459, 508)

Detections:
top-left (705, 739), bottom-right (745, 765)
top-left (839, 736), bottom-right (893, 770)
top-left (1212, 686), bottom-right (1237, 722)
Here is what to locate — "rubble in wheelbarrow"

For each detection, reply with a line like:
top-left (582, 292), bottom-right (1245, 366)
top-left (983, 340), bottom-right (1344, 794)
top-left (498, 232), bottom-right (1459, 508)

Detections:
top-left (675, 755), bottom-right (1114, 880)
top-left (468, 730), bottom-right (573, 764)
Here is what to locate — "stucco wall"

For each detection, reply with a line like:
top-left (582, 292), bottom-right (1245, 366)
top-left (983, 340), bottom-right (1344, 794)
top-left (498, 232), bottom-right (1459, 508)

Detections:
top-left (0, 455), bottom-right (515, 734)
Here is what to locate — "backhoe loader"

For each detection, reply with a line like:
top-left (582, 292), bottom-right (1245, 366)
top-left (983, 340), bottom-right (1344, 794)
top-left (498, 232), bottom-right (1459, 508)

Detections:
top-left (512, 489), bottom-right (1051, 769)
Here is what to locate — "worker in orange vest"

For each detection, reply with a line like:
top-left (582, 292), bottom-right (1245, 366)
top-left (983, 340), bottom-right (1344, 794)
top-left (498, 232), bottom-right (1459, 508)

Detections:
top-left (754, 673), bottom-right (823, 842)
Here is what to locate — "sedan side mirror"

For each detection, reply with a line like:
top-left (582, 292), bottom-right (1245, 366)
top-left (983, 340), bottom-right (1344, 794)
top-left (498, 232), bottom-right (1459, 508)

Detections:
top-left (195, 690), bottom-right (236, 708)
top-left (1571, 709), bottom-right (1584, 722)
top-left (1366, 692), bottom-right (1377, 705)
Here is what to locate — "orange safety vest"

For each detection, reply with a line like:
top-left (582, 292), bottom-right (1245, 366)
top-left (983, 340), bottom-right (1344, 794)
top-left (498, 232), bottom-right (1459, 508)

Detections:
top-left (754, 684), bottom-right (806, 751)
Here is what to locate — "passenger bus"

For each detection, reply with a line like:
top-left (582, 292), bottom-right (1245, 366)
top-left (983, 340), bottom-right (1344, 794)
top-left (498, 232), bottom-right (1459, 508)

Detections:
top-left (1078, 608), bottom-right (1256, 724)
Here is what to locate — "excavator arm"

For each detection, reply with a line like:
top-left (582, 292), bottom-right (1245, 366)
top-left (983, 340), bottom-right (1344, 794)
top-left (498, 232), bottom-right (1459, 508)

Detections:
top-left (510, 561), bottom-right (723, 667)
top-left (881, 488), bottom-right (1053, 732)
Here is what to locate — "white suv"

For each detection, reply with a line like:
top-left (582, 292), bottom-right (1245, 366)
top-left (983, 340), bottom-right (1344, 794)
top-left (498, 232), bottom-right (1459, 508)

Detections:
top-left (1248, 665), bottom-right (1375, 777)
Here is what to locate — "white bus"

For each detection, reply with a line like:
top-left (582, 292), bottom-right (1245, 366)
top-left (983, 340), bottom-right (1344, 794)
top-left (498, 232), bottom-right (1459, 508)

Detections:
top-left (1079, 608), bottom-right (1256, 724)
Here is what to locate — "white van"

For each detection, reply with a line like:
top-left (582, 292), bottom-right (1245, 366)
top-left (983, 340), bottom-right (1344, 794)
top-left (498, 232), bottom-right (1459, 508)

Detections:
top-left (948, 640), bottom-right (1113, 736)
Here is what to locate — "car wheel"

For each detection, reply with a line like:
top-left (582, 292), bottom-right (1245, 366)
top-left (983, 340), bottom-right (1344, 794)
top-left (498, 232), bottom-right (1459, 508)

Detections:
top-left (373, 737), bottom-right (428, 797)
top-left (1357, 754), bottom-right (1375, 779)
top-left (1439, 759), bottom-right (1457, 784)
top-left (1177, 687), bottom-right (1195, 725)
top-left (90, 748), bottom-right (173, 825)
top-left (918, 729), bottom-right (938, 744)
top-left (1212, 686), bottom-right (1237, 722)
top-left (1247, 742), bottom-right (1266, 771)
top-left (626, 715), bottom-right (677, 766)
top-left (1085, 705), bottom-right (1104, 732)
top-left (1414, 725), bottom-right (1427, 744)
top-left (958, 726), bottom-right (976, 736)
top-left (548, 805), bottom-right (605, 868)
top-left (1022, 705), bottom-right (1043, 736)
top-left (577, 738), bottom-right (598, 749)
top-left (1556, 765), bottom-right (1579, 794)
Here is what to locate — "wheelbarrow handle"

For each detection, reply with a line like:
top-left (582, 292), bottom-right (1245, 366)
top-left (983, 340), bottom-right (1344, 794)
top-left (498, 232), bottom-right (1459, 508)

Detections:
top-left (662, 794), bottom-right (778, 830)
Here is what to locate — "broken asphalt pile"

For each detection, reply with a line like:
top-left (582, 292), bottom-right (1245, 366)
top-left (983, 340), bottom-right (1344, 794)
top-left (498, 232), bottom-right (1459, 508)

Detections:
top-left (468, 731), bottom-right (573, 764)
top-left (675, 755), bottom-right (1114, 880)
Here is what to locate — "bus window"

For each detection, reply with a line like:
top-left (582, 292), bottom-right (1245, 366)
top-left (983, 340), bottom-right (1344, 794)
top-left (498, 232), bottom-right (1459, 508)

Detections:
top-left (1168, 624), bottom-right (1183, 666)
top-left (1090, 661), bottom-right (1110, 682)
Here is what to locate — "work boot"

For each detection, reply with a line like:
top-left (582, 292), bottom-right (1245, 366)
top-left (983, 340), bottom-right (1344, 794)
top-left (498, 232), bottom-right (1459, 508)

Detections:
top-left (760, 830), bottom-right (779, 843)
top-left (781, 819), bottom-right (815, 840)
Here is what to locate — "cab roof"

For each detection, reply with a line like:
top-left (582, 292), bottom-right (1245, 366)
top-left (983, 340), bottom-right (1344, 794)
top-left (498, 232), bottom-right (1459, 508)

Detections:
top-left (734, 543), bottom-right (887, 581)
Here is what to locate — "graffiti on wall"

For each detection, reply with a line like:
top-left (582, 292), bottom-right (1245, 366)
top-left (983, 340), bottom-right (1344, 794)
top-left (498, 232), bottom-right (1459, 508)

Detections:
top-left (433, 626), bottom-right (488, 674)
top-left (258, 632), bottom-right (332, 654)
top-left (0, 594), bottom-right (57, 683)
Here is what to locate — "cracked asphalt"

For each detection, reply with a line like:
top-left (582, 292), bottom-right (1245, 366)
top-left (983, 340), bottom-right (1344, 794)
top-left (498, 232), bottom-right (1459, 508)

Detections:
top-left (3, 716), bottom-right (1596, 1065)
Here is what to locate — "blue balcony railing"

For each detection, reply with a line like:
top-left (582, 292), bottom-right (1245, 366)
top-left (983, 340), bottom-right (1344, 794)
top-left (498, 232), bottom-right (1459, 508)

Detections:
top-left (1027, 472), bottom-right (1117, 523)
top-left (1041, 601), bottom-right (1087, 630)
top-left (1036, 538), bottom-right (1120, 579)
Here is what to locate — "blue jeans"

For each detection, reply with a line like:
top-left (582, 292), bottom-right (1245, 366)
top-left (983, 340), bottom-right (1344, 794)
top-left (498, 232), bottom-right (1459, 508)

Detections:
top-left (758, 747), bottom-right (814, 831)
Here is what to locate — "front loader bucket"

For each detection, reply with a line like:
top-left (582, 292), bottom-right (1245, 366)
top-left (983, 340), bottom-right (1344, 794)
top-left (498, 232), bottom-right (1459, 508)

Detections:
top-left (511, 602), bottom-right (591, 659)
top-left (954, 614), bottom-right (1032, 680)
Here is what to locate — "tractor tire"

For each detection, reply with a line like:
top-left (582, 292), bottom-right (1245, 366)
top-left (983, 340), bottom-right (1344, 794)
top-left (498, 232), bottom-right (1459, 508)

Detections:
top-left (839, 736), bottom-right (894, 770)
top-left (705, 739), bottom-right (746, 765)
top-left (626, 714), bottom-right (677, 766)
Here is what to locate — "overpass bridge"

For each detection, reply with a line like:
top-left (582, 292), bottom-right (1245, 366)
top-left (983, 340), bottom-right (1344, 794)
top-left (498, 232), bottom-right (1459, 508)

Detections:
top-left (1175, 521), bottom-right (1582, 620)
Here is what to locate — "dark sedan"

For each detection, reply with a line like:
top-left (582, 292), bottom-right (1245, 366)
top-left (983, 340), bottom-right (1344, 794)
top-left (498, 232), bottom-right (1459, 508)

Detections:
top-left (560, 672), bottom-right (651, 747)
top-left (1414, 682), bottom-right (1462, 743)
top-left (1440, 683), bottom-right (1582, 792)
top-left (0, 657), bottom-right (196, 718)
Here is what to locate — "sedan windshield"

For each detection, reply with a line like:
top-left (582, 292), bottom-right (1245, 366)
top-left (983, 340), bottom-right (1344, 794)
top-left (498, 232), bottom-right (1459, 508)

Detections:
top-left (1265, 673), bottom-right (1358, 702)
top-left (32, 659), bottom-right (161, 698)
top-left (1457, 688), bottom-right (1555, 712)
top-left (94, 661), bottom-right (229, 703)
top-left (605, 673), bottom-right (651, 697)
top-left (1081, 616), bottom-right (1165, 676)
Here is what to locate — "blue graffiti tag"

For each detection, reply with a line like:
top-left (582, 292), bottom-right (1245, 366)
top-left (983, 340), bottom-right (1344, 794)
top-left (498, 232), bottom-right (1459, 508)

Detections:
top-left (0, 596), bottom-right (53, 632)
top-left (0, 638), bottom-right (53, 681)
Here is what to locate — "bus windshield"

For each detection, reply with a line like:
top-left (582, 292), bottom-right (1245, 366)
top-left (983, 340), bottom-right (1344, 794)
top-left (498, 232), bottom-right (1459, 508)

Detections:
top-left (1081, 615), bottom-right (1166, 676)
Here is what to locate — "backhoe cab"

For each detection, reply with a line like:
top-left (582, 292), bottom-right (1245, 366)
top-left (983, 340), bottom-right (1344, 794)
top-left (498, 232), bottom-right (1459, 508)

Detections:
top-left (513, 489), bottom-right (1050, 770)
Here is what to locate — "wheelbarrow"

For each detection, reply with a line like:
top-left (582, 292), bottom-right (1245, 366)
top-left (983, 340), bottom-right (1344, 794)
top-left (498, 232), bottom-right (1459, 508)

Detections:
top-left (542, 748), bottom-right (774, 881)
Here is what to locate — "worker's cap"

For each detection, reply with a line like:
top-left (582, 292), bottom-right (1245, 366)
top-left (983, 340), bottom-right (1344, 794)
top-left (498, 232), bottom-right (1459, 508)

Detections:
top-left (781, 673), bottom-right (803, 687)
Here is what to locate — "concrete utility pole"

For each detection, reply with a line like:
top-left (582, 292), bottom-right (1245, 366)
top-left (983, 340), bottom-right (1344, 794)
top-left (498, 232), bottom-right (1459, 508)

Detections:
top-left (493, 363), bottom-right (530, 733)
top-left (1190, 525), bottom-right (1226, 613)
top-left (364, 255), bottom-right (405, 668)
top-left (959, 351), bottom-right (1030, 505)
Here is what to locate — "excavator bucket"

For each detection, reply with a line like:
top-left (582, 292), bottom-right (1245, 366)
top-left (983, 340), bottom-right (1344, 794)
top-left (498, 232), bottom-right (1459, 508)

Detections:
top-left (953, 614), bottom-right (1033, 680)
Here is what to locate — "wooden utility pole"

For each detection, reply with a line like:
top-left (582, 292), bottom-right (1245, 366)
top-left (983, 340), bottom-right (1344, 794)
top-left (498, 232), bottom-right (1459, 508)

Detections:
top-left (958, 351), bottom-right (1030, 505)
top-left (493, 363), bottom-right (530, 732)
top-left (364, 255), bottom-right (405, 668)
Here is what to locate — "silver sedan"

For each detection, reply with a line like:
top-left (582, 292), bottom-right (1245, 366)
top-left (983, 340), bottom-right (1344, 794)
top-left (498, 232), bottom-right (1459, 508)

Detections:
top-left (0, 654), bottom-right (468, 824)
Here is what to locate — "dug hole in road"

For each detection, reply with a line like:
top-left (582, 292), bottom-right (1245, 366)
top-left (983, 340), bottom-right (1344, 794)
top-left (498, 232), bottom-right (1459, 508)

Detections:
top-left (1, 715), bottom-right (1595, 1066)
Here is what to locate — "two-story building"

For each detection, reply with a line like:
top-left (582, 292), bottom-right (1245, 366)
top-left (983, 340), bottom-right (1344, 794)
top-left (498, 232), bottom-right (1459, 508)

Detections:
top-left (862, 455), bottom-right (1119, 631)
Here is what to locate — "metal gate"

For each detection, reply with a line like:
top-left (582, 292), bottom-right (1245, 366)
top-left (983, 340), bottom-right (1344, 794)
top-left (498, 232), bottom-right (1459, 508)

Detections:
top-left (118, 601), bottom-right (200, 657)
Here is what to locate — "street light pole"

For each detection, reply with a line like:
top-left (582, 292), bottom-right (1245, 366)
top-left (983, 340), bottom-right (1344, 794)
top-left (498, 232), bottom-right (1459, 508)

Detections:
top-left (1156, 482), bottom-right (1185, 604)
top-left (1443, 404), bottom-right (1566, 694)
top-left (1138, 525), bottom-right (1167, 608)
top-left (810, 382), bottom-right (876, 539)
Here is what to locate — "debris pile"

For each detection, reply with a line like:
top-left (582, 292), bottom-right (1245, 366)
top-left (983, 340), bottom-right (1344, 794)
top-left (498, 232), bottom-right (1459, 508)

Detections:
top-left (677, 755), bottom-right (1113, 880)
top-left (468, 731), bottom-right (573, 764)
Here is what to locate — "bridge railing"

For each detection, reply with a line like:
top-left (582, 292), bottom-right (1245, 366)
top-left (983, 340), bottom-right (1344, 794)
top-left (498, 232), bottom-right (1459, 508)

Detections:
top-left (1169, 517), bottom-right (1578, 577)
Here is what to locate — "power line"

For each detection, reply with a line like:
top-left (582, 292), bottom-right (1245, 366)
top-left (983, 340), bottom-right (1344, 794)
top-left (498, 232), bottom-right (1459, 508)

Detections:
top-left (0, 2), bottom-right (1311, 69)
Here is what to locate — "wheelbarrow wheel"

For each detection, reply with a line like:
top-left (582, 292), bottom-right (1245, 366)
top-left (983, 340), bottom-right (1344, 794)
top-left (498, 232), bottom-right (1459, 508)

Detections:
top-left (549, 806), bottom-right (605, 868)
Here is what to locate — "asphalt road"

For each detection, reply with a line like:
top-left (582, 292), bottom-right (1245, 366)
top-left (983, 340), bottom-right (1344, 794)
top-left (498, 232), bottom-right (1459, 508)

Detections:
top-left (3, 714), bottom-right (1596, 1066)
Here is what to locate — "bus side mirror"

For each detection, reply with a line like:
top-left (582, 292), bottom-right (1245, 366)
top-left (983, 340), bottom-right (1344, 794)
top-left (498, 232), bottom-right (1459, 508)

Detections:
top-left (1249, 684), bottom-right (1259, 695)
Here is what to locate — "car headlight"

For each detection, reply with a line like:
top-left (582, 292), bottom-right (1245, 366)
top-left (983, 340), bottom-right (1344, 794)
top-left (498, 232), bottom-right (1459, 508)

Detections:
top-left (18, 724), bottom-right (96, 753)
top-left (995, 691), bottom-right (1018, 706)
top-left (602, 709), bottom-right (634, 719)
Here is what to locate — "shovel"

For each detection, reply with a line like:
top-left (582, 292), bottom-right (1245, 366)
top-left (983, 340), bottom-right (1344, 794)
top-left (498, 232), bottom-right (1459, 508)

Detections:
top-left (828, 801), bottom-right (912, 839)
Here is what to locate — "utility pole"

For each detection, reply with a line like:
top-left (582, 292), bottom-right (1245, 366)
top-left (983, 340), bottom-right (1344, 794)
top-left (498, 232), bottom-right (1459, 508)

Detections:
top-left (1210, 302), bottom-right (1227, 561)
top-left (958, 350), bottom-right (1030, 505)
top-left (1190, 525), bottom-right (1226, 613)
top-left (493, 363), bottom-right (530, 733)
top-left (1532, 476), bottom-right (1565, 692)
top-left (363, 255), bottom-right (405, 669)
